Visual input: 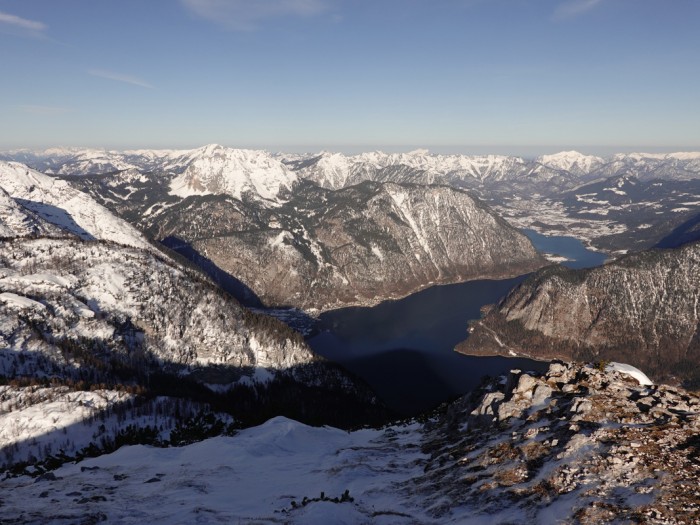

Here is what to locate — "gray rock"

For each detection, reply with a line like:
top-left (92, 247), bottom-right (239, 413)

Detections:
top-left (532, 384), bottom-right (553, 406)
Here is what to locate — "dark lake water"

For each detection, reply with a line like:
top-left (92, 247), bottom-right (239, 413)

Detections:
top-left (307, 231), bottom-right (605, 416)
top-left (308, 276), bottom-right (548, 416)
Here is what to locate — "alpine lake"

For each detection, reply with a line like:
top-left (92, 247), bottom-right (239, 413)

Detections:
top-left (305, 230), bottom-right (607, 416)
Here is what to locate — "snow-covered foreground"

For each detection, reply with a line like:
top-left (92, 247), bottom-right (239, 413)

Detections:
top-left (1, 417), bottom-right (433, 524)
top-left (2, 361), bottom-right (700, 524)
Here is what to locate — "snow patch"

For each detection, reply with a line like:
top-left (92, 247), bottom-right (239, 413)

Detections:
top-left (0, 292), bottom-right (46, 311)
top-left (605, 362), bottom-right (653, 386)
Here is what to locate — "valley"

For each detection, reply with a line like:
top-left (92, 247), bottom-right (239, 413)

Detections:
top-left (3, 2), bottom-right (700, 522)
top-left (1, 146), bottom-right (699, 524)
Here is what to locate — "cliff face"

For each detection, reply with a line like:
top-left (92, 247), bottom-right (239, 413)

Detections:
top-left (158, 181), bottom-right (545, 311)
top-left (458, 241), bottom-right (700, 385)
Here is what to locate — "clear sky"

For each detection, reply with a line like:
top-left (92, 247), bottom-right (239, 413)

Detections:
top-left (1, 0), bottom-right (699, 155)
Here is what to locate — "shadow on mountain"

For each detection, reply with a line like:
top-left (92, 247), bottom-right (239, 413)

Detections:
top-left (158, 236), bottom-right (320, 335)
top-left (160, 236), bottom-right (264, 307)
top-left (655, 212), bottom-right (700, 248)
top-left (0, 344), bottom-right (400, 474)
top-left (15, 199), bottom-right (96, 240)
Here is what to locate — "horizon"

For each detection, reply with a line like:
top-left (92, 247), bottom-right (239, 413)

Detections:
top-left (1, 1), bottom-right (699, 152)
top-left (2, 143), bottom-right (700, 160)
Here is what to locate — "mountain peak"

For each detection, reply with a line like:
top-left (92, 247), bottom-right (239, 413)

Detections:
top-left (537, 150), bottom-right (604, 173)
top-left (169, 146), bottom-right (297, 202)
top-left (198, 143), bottom-right (226, 156)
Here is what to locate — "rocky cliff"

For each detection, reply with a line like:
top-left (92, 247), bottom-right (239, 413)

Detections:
top-left (458, 241), bottom-right (700, 386)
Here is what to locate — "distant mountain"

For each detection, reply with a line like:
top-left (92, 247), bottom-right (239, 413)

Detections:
top-left (601, 152), bottom-right (700, 181)
top-left (5, 144), bottom-right (700, 264)
top-left (168, 144), bottom-right (297, 202)
top-left (1, 146), bottom-right (297, 204)
top-left (458, 241), bottom-right (700, 386)
top-left (535, 150), bottom-right (605, 176)
top-left (281, 149), bottom-right (700, 202)
top-left (286, 150), bottom-right (537, 190)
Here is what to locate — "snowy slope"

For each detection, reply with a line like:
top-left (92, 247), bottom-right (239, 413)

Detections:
top-left (2, 362), bottom-right (699, 524)
top-left (1, 417), bottom-right (427, 524)
top-left (0, 161), bottom-right (151, 250)
top-left (0, 238), bottom-right (315, 377)
top-left (0, 187), bottom-right (64, 238)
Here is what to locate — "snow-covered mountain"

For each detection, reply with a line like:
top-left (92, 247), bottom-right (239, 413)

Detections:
top-left (535, 150), bottom-right (605, 176)
top-left (168, 144), bottom-right (297, 202)
top-left (0, 161), bottom-right (152, 250)
top-left (285, 149), bottom-right (534, 190)
top-left (142, 180), bottom-right (545, 311)
top-left (602, 152), bottom-right (700, 181)
top-left (7, 146), bottom-right (700, 191)
top-left (5, 144), bottom-right (700, 259)
top-left (2, 145), bottom-right (298, 205)
top-left (3, 361), bottom-right (698, 524)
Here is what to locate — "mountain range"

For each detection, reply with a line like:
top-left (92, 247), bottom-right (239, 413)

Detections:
top-left (4, 145), bottom-right (699, 256)
top-left (2, 144), bottom-right (700, 523)
top-left (8, 147), bottom-right (547, 311)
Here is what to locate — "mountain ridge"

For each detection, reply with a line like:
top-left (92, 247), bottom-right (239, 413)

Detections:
top-left (458, 240), bottom-right (700, 386)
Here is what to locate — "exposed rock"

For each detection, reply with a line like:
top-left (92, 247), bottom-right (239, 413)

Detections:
top-left (418, 361), bottom-right (700, 524)
top-left (458, 241), bottom-right (700, 386)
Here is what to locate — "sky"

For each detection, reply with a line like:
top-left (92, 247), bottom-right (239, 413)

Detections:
top-left (0, 0), bottom-right (699, 155)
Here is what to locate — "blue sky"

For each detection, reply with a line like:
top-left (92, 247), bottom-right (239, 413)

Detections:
top-left (1, 0), bottom-right (699, 155)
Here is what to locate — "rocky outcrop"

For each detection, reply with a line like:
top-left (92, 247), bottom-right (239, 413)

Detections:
top-left (458, 241), bottom-right (700, 386)
top-left (418, 361), bottom-right (700, 524)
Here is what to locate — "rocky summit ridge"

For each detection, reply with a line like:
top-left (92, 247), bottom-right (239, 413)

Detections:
top-left (419, 361), bottom-right (700, 524)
